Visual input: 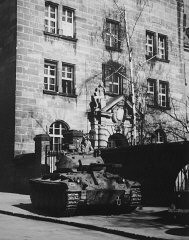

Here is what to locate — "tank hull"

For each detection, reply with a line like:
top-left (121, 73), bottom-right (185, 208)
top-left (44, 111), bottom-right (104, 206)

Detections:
top-left (29, 174), bottom-right (141, 216)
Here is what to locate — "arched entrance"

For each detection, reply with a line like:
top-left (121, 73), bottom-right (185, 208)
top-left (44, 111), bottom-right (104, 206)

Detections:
top-left (108, 133), bottom-right (129, 148)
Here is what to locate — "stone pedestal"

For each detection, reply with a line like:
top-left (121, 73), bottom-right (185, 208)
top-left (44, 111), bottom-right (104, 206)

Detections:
top-left (34, 134), bottom-right (50, 175)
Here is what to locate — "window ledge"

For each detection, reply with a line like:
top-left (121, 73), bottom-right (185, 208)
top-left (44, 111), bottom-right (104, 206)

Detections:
top-left (156, 57), bottom-right (170, 63)
top-left (105, 92), bottom-right (122, 97)
top-left (105, 46), bottom-right (122, 52)
top-left (147, 104), bottom-right (171, 110)
top-left (43, 90), bottom-right (57, 95)
top-left (44, 31), bottom-right (78, 42)
top-left (58, 92), bottom-right (77, 98)
top-left (43, 90), bottom-right (77, 98)
top-left (145, 55), bottom-right (170, 63)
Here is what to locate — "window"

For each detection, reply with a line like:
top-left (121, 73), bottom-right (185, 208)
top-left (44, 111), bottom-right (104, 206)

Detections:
top-left (45, 3), bottom-right (58, 34)
top-left (61, 7), bottom-right (74, 37)
top-left (159, 81), bottom-right (169, 108)
top-left (44, 60), bottom-right (76, 97)
top-left (102, 62), bottom-right (124, 95)
top-left (158, 34), bottom-right (168, 60)
top-left (62, 64), bottom-right (75, 95)
top-left (44, 61), bottom-right (57, 92)
top-left (105, 19), bottom-right (120, 51)
top-left (44, 3), bottom-right (76, 41)
top-left (146, 30), bottom-right (169, 61)
top-left (147, 79), bottom-right (156, 106)
top-left (154, 129), bottom-right (166, 144)
top-left (147, 79), bottom-right (169, 109)
top-left (49, 121), bottom-right (69, 151)
top-left (146, 30), bottom-right (156, 58)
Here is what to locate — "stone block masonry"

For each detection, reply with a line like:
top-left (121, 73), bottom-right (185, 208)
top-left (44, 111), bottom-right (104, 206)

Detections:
top-left (14, 0), bottom-right (187, 154)
top-left (0, 0), bottom-right (188, 192)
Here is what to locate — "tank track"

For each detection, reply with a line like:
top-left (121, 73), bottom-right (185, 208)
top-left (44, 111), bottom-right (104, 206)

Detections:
top-left (30, 181), bottom-right (80, 217)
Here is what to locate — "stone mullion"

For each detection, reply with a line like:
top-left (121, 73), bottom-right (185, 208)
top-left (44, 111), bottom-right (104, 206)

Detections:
top-left (57, 61), bottom-right (62, 93)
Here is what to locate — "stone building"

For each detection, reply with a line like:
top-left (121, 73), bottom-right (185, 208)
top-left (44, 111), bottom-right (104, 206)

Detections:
top-left (0, 0), bottom-right (188, 191)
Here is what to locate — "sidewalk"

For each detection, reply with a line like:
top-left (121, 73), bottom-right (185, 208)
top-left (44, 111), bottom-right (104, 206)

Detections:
top-left (0, 192), bottom-right (188, 240)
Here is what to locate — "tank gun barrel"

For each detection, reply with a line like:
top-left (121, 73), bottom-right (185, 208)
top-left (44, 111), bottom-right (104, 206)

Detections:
top-left (77, 160), bottom-right (122, 172)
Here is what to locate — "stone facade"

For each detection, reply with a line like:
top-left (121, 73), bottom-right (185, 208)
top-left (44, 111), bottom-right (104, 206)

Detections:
top-left (184, 0), bottom-right (189, 103)
top-left (0, 0), bottom-right (188, 190)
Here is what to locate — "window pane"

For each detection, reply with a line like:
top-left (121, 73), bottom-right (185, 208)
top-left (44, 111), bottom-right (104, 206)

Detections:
top-left (67, 73), bottom-right (72, 79)
top-left (106, 20), bottom-right (119, 50)
top-left (67, 10), bottom-right (72, 18)
top-left (45, 4), bottom-right (57, 33)
top-left (49, 85), bottom-right (54, 91)
top-left (50, 6), bottom-right (55, 13)
top-left (50, 13), bottom-right (55, 18)
top-left (113, 85), bottom-right (118, 94)
top-left (50, 21), bottom-right (55, 27)
top-left (44, 61), bottom-right (57, 92)
top-left (50, 78), bottom-right (54, 84)
top-left (146, 32), bottom-right (154, 56)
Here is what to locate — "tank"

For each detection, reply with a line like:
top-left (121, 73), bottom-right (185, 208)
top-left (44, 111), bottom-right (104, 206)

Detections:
top-left (29, 131), bottom-right (141, 217)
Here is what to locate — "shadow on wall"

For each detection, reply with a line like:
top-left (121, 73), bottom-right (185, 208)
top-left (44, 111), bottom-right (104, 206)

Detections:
top-left (13, 153), bottom-right (41, 194)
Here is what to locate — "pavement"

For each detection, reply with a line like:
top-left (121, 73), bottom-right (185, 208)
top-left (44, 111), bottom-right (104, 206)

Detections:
top-left (0, 192), bottom-right (188, 240)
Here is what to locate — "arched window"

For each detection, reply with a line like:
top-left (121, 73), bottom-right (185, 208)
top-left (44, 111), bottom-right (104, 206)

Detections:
top-left (49, 120), bottom-right (69, 151)
top-left (153, 129), bottom-right (166, 144)
top-left (175, 164), bottom-right (189, 191)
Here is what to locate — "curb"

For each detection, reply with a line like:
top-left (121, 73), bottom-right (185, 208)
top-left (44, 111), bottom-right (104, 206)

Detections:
top-left (0, 209), bottom-right (168, 240)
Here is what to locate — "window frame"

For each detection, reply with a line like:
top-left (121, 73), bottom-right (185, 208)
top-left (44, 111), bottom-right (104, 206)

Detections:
top-left (102, 62), bottom-right (124, 96)
top-left (60, 6), bottom-right (75, 38)
top-left (45, 2), bottom-right (58, 34)
top-left (49, 120), bottom-right (70, 151)
top-left (146, 79), bottom-right (170, 110)
top-left (105, 19), bottom-right (121, 52)
top-left (44, 60), bottom-right (58, 93)
top-left (146, 30), bottom-right (156, 59)
top-left (153, 129), bottom-right (167, 144)
top-left (158, 33), bottom-right (168, 61)
top-left (43, 60), bottom-right (77, 98)
top-left (61, 62), bottom-right (75, 96)
top-left (158, 80), bottom-right (169, 109)
top-left (147, 78), bottom-right (157, 107)
top-left (44, 2), bottom-right (77, 42)
top-left (145, 30), bottom-right (169, 62)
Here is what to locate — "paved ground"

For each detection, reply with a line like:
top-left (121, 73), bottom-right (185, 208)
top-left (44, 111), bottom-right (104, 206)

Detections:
top-left (0, 214), bottom-right (133, 240)
top-left (0, 192), bottom-right (188, 240)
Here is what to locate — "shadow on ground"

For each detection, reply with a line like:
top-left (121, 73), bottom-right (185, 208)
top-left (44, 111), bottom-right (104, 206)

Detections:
top-left (166, 227), bottom-right (189, 237)
top-left (13, 203), bottom-right (189, 237)
top-left (13, 203), bottom-right (133, 217)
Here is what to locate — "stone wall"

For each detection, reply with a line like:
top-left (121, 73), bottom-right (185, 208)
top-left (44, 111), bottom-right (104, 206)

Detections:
top-left (14, 0), bottom-right (187, 154)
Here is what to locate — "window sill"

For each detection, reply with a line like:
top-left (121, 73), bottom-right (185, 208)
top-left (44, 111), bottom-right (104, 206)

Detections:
top-left (145, 55), bottom-right (170, 63)
top-left (43, 90), bottom-right (57, 95)
top-left (58, 92), bottom-right (77, 98)
top-left (43, 90), bottom-right (77, 98)
top-left (105, 92), bottom-right (122, 97)
top-left (44, 31), bottom-right (78, 42)
top-left (105, 46), bottom-right (122, 52)
top-left (147, 103), bottom-right (171, 110)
